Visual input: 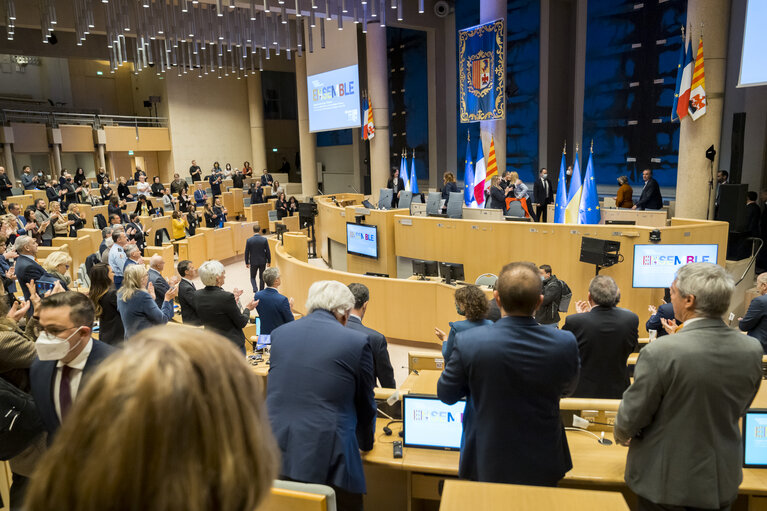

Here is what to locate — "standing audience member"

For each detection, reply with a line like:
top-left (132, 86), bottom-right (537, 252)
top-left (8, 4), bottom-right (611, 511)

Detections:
top-left (87, 263), bottom-right (124, 346)
top-left (248, 181), bottom-right (265, 204)
top-left (189, 159), bottom-right (202, 182)
top-left (66, 204), bottom-right (85, 237)
top-left (562, 275), bottom-right (638, 398)
top-left (254, 267), bottom-right (294, 335)
top-left (30, 291), bottom-right (117, 437)
top-left (194, 182), bottom-right (208, 207)
top-left (615, 263), bottom-right (763, 511)
top-left (739, 272), bottom-right (767, 352)
top-left (437, 262), bottom-right (579, 486)
top-left (108, 231), bottom-right (129, 288)
top-left (615, 175), bottom-right (634, 208)
top-left (0, 166), bottom-right (14, 201)
top-left (487, 176), bottom-right (506, 211)
top-left (170, 173), bottom-right (188, 195)
top-left (122, 244), bottom-right (142, 271)
top-left (21, 165), bottom-right (35, 190)
top-left (275, 192), bottom-right (289, 219)
top-left (267, 280), bottom-right (376, 511)
top-left (441, 172), bottom-right (460, 212)
top-left (171, 210), bottom-right (188, 243)
top-left (633, 168), bottom-right (663, 211)
top-left (24, 328), bottom-right (278, 511)
top-left (33, 199), bottom-right (53, 247)
top-left (646, 300), bottom-right (680, 338)
top-left (387, 167), bottom-right (405, 207)
top-left (533, 168), bottom-right (554, 221)
top-left (177, 260), bottom-right (200, 326)
top-left (117, 176), bottom-right (133, 202)
top-left (194, 260), bottom-right (257, 352)
top-left (147, 255), bottom-right (171, 309)
top-left (745, 191), bottom-right (761, 237)
top-left (244, 224), bottom-right (270, 292)
top-left (347, 283), bottom-right (396, 388)
top-left (212, 197), bottom-right (228, 224)
top-left (435, 285), bottom-right (491, 362)
top-left (116, 265), bottom-right (176, 338)
top-left (535, 264), bottom-right (562, 326)
top-left (15, 236), bottom-right (56, 304)
top-left (209, 167), bottom-right (223, 197)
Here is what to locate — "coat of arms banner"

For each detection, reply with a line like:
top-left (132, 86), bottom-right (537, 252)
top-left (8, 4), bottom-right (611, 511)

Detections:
top-left (459, 19), bottom-right (505, 123)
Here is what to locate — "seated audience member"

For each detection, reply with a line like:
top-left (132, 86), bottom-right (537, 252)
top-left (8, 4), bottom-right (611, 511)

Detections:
top-left (437, 262), bottom-right (579, 486)
top-left (615, 175), bottom-right (633, 208)
top-left (109, 214), bottom-right (122, 227)
top-left (260, 168), bottom-right (274, 187)
top-left (150, 176), bottom-right (165, 198)
top-left (122, 244), bottom-right (142, 271)
top-left (194, 182), bottom-right (208, 207)
top-left (169, 173), bottom-right (188, 195)
top-left (87, 263), bottom-right (124, 346)
top-left (254, 267), bottom-right (294, 335)
top-left (195, 260), bottom-right (257, 352)
top-left (24, 328), bottom-right (278, 511)
top-left (287, 196), bottom-right (299, 216)
top-left (176, 260), bottom-right (200, 326)
top-left (739, 272), bottom-right (767, 352)
top-left (42, 252), bottom-right (73, 288)
top-left (267, 280), bottom-right (376, 510)
top-left (562, 275), bottom-right (638, 398)
top-left (135, 174), bottom-right (151, 198)
top-left (615, 263), bottom-right (763, 510)
top-left (435, 285), bottom-right (491, 362)
top-left (117, 176), bottom-right (133, 202)
top-left (535, 264), bottom-right (562, 326)
top-left (30, 291), bottom-right (117, 437)
top-left (116, 265), bottom-right (176, 338)
top-left (147, 255), bottom-right (172, 309)
top-left (347, 283), bottom-right (396, 388)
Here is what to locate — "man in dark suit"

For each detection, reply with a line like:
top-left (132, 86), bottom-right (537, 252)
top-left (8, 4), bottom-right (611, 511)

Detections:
top-left (0, 166), bottom-right (13, 201)
top-left (438, 261), bottom-right (579, 486)
top-left (260, 168), bottom-right (274, 187)
top-left (615, 263), bottom-right (762, 510)
top-left (533, 168), bottom-right (554, 222)
top-left (562, 275), bottom-right (638, 398)
top-left (646, 302), bottom-right (680, 338)
top-left (267, 280), bottom-right (376, 511)
top-left (633, 168), bottom-right (663, 210)
top-left (745, 191), bottom-right (761, 237)
top-left (740, 273), bottom-right (767, 352)
top-left (147, 255), bottom-right (170, 309)
top-left (29, 292), bottom-right (116, 438)
top-left (347, 283), bottom-right (396, 388)
top-left (254, 267), bottom-right (294, 335)
top-left (195, 260), bottom-right (258, 352)
top-left (244, 225), bottom-right (271, 292)
top-left (208, 169), bottom-right (223, 197)
top-left (126, 213), bottom-right (148, 254)
top-left (14, 236), bottom-right (63, 305)
top-left (177, 260), bottom-right (200, 326)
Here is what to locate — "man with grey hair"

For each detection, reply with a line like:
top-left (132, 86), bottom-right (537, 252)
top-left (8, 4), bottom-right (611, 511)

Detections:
top-left (562, 275), bottom-right (638, 398)
top-left (14, 235), bottom-right (49, 304)
top-left (615, 263), bottom-right (763, 510)
top-left (267, 280), bottom-right (376, 511)
top-left (98, 226), bottom-right (114, 257)
top-left (254, 266), bottom-right (294, 335)
top-left (147, 254), bottom-right (170, 309)
top-left (739, 272), bottom-right (767, 352)
top-left (122, 243), bottom-right (143, 272)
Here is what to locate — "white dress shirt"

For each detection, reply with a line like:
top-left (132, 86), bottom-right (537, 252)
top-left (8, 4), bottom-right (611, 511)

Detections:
top-left (54, 338), bottom-right (93, 420)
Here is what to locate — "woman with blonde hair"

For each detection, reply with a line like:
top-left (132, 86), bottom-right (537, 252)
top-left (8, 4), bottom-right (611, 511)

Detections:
top-left (488, 175), bottom-right (506, 211)
top-left (616, 175), bottom-right (634, 208)
top-left (67, 203), bottom-right (85, 237)
top-left (42, 251), bottom-right (72, 287)
top-left (48, 201), bottom-right (71, 238)
top-left (116, 264), bottom-right (177, 338)
top-left (24, 327), bottom-right (279, 511)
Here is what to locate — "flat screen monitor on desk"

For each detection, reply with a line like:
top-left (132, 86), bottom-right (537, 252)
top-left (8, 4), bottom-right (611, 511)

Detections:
top-left (346, 222), bottom-right (378, 259)
top-left (439, 262), bottom-right (465, 285)
top-left (743, 410), bottom-right (767, 468)
top-left (412, 259), bottom-right (438, 279)
top-left (402, 395), bottom-right (466, 451)
top-left (632, 244), bottom-right (718, 288)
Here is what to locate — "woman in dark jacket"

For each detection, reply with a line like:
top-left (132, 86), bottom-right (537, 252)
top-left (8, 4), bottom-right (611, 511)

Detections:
top-left (441, 172), bottom-right (460, 212)
top-left (488, 175), bottom-right (507, 211)
top-left (117, 176), bottom-right (133, 201)
top-left (275, 192), bottom-right (289, 220)
top-left (87, 263), bottom-right (125, 346)
top-left (73, 168), bottom-right (87, 187)
top-left (150, 176), bottom-right (165, 198)
top-left (100, 181), bottom-right (114, 203)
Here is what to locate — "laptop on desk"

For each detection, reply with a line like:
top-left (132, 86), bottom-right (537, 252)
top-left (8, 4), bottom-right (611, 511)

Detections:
top-left (402, 395), bottom-right (466, 451)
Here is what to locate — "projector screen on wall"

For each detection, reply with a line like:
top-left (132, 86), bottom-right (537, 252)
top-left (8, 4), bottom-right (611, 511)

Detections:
top-left (307, 64), bottom-right (361, 132)
top-left (739, 0), bottom-right (767, 87)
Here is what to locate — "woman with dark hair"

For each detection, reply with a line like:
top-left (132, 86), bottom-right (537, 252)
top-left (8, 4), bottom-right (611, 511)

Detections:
top-left (211, 161), bottom-right (222, 174)
top-left (275, 192), bottom-right (289, 220)
top-left (150, 176), bottom-right (165, 198)
top-left (203, 203), bottom-right (220, 228)
top-left (67, 203), bottom-right (85, 237)
top-left (435, 284), bottom-right (492, 362)
top-left (108, 196), bottom-right (127, 224)
top-left (73, 168), bottom-right (87, 187)
top-left (100, 179), bottom-right (114, 203)
top-left (88, 262), bottom-right (124, 345)
top-left (223, 163), bottom-right (233, 178)
top-left (441, 172), bottom-right (459, 212)
top-left (242, 161), bottom-right (253, 179)
top-left (287, 196), bottom-right (299, 216)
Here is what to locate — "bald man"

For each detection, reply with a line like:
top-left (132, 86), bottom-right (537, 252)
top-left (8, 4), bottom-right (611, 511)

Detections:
top-left (147, 254), bottom-right (170, 309)
top-left (740, 273), bottom-right (767, 353)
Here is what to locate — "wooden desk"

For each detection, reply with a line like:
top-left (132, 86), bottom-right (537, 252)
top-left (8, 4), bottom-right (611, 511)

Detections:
top-left (439, 479), bottom-right (630, 510)
top-left (244, 203), bottom-right (274, 232)
top-left (141, 214), bottom-right (172, 246)
top-left (197, 226), bottom-right (235, 261)
top-left (225, 221), bottom-right (258, 256)
top-left (601, 208), bottom-right (668, 227)
top-left (176, 233), bottom-right (207, 268)
top-left (269, 214), bottom-right (299, 234)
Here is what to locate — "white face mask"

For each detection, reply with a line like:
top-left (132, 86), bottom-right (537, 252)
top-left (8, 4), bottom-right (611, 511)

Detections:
top-left (541, 174), bottom-right (547, 179)
top-left (35, 327), bottom-right (84, 361)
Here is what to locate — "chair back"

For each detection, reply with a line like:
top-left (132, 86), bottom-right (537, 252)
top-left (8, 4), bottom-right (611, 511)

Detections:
top-left (257, 480), bottom-right (336, 511)
top-left (474, 273), bottom-right (498, 288)
top-left (506, 201), bottom-right (525, 217)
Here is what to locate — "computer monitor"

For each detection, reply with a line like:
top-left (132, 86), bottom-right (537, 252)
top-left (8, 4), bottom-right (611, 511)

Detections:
top-left (378, 188), bottom-right (393, 210)
top-left (402, 395), bottom-right (466, 451)
top-left (632, 244), bottom-right (718, 288)
top-left (446, 192), bottom-right (464, 219)
top-left (399, 190), bottom-right (413, 211)
top-left (425, 192), bottom-right (442, 216)
top-left (362, 199), bottom-right (375, 209)
top-left (346, 222), bottom-right (378, 259)
top-left (743, 409), bottom-right (767, 468)
top-left (412, 259), bottom-right (439, 280)
top-left (439, 261), bottom-right (465, 285)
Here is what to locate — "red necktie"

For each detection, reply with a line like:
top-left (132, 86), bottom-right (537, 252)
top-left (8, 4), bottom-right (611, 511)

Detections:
top-left (59, 365), bottom-right (73, 420)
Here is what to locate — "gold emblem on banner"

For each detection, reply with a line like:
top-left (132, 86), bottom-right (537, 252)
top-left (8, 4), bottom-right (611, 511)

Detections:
top-left (459, 18), bottom-right (505, 122)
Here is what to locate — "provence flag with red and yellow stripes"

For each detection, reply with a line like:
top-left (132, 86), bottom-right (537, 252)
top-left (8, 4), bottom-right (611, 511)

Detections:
top-left (486, 136), bottom-right (498, 181)
top-left (688, 36), bottom-right (707, 120)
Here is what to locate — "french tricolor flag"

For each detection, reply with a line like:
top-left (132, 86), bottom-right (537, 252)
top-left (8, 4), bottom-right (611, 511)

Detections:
top-left (676, 34), bottom-right (694, 120)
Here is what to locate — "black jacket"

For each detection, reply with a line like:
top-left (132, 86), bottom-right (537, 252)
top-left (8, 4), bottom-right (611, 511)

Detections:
top-left (346, 315), bottom-right (396, 388)
top-left (488, 186), bottom-right (506, 210)
top-left (635, 177), bottom-right (663, 210)
top-left (178, 279), bottom-right (200, 326)
top-left (535, 275), bottom-right (562, 325)
top-left (562, 305), bottom-right (638, 398)
top-left (533, 177), bottom-right (554, 205)
top-left (97, 288), bottom-right (124, 346)
top-left (244, 234), bottom-right (271, 268)
top-left (194, 286), bottom-right (250, 348)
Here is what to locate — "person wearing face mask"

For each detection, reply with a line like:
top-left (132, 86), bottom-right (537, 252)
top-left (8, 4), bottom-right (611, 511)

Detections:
top-left (564, 165), bottom-right (573, 191)
top-left (533, 167), bottom-right (554, 222)
top-left (535, 264), bottom-right (563, 327)
top-left (29, 291), bottom-right (117, 438)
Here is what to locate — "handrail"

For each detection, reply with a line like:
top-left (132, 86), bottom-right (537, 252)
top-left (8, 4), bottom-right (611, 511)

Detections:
top-left (1, 109), bottom-right (168, 129)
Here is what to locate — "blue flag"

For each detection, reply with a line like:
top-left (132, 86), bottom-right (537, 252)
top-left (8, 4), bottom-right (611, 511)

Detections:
top-left (400, 151), bottom-right (409, 192)
top-left (578, 150), bottom-right (600, 224)
top-left (564, 151), bottom-right (582, 224)
top-left (410, 152), bottom-right (418, 194)
top-left (458, 19), bottom-right (505, 123)
top-left (554, 151), bottom-right (568, 223)
top-left (463, 138), bottom-right (475, 206)
top-left (671, 30), bottom-right (685, 122)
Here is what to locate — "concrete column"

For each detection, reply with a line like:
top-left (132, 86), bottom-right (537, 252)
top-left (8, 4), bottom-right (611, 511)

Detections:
top-left (366, 21), bottom-right (391, 200)
top-left (479, 0), bottom-right (507, 177)
top-left (676, 0), bottom-right (731, 219)
top-left (2, 143), bottom-right (14, 179)
top-left (97, 145), bottom-right (106, 172)
top-left (247, 73), bottom-right (269, 174)
top-left (295, 52), bottom-right (318, 197)
top-left (52, 145), bottom-right (62, 175)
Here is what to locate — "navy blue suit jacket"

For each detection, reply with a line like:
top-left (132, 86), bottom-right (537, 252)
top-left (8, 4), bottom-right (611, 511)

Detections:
top-left (437, 316), bottom-right (580, 486)
top-left (29, 339), bottom-right (116, 438)
top-left (635, 177), bottom-right (663, 210)
top-left (740, 294), bottom-right (767, 353)
top-left (346, 315), bottom-right (396, 388)
top-left (645, 303), bottom-right (679, 338)
top-left (244, 234), bottom-right (271, 268)
top-left (266, 310), bottom-right (376, 494)
top-left (254, 287), bottom-right (293, 335)
top-left (16, 255), bottom-right (46, 302)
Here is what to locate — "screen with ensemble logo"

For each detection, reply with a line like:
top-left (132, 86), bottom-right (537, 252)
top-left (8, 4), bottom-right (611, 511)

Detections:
top-left (632, 244), bottom-right (718, 288)
top-left (346, 222), bottom-right (378, 259)
top-left (403, 395), bottom-right (466, 450)
top-left (307, 64), bottom-right (361, 132)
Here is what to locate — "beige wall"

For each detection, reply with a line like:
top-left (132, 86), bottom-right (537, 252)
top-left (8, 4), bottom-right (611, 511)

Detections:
top-left (68, 59), bottom-right (134, 115)
top-left (164, 72), bottom-right (252, 179)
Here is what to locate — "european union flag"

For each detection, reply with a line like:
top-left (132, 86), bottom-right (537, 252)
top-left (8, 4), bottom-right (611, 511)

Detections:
top-left (459, 19), bottom-right (505, 122)
top-left (463, 137), bottom-right (475, 206)
top-left (578, 150), bottom-right (600, 225)
top-left (564, 151), bottom-right (582, 224)
top-left (554, 150), bottom-right (567, 223)
top-left (410, 152), bottom-right (419, 194)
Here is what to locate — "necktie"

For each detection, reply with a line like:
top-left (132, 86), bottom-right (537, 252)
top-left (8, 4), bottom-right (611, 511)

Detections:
top-left (543, 179), bottom-right (548, 196)
top-left (60, 365), bottom-right (73, 420)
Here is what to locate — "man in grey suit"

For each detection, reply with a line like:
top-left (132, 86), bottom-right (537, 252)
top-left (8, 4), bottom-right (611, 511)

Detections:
top-left (346, 283), bottom-right (396, 388)
top-left (739, 272), bottom-right (767, 353)
top-left (147, 255), bottom-right (171, 309)
top-left (615, 263), bottom-right (763, 511)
